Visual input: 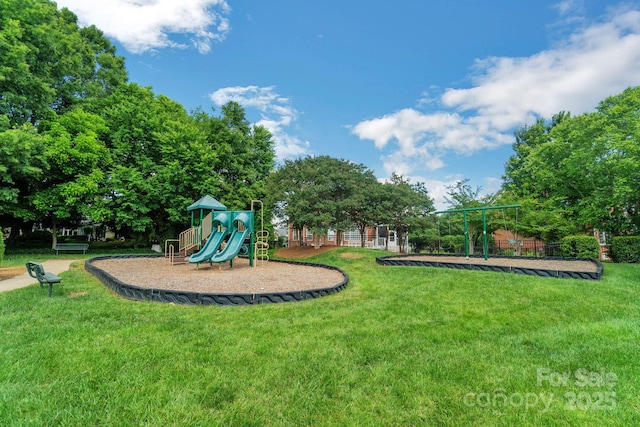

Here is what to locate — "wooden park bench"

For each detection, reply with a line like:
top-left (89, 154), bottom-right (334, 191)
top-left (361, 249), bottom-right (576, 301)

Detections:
top-left (26, 261), bottom-right (62, 297)
top-left (54, 243), bottom-right (89, 255)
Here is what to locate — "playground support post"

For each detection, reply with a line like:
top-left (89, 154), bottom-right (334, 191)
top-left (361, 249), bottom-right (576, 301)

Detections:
top-left (435, 204), bottom-right (521, 260)
top-left (250, 200), bottom-right (264, 267)
top-left (463, 211), bottom-right (468, 260)
top-left (482, 209), bottom-right (487, 261)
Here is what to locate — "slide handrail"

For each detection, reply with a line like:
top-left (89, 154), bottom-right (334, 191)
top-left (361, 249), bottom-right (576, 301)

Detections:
top-left (179, 226), bottom-right (199, 252)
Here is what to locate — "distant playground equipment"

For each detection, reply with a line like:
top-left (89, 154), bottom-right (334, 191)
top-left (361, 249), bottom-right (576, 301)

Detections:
top-left (164, 195), bottom-right (269, 268)
top-left (435, 204), bottom-right (521, 260)
top-left (252, 199), bottom-right (269, 265)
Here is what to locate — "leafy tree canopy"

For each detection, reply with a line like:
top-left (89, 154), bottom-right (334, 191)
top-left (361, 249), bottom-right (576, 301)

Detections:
top-left (381, 173), bottom-right (434, 253)
top-left (267, 156), bottom-right (372, 239)
top-left (0, 0), bottom-right (127, 126)
top-left (503, 86), bottom-right (640, 236)
top-left (0, 117), bottom-right (46, 222)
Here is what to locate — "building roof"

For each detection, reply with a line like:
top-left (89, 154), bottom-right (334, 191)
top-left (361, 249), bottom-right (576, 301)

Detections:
top-left (187, 195), bottom-right (227, 211)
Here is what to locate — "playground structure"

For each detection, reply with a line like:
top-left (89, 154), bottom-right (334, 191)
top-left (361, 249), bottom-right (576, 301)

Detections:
top-left (164, 195), bottom-right (269, 267)
top-left (435, 204), bottom-right (521, 260)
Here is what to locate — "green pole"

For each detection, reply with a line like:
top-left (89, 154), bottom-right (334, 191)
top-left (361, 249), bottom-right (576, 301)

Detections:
top-left (464, 210), bottom-right (469, 259)
top-left (482, 208), bottom-right (488, 260)
top-left (434, 204), bottom-right (522, 261)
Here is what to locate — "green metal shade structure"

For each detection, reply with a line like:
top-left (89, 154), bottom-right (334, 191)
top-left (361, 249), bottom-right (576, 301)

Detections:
top-left (187, 195), bottom-right (227, 244)
top-left (435, 204), bottom-right (521, 260)
top-left (187, 195), bottom-right (227, 212)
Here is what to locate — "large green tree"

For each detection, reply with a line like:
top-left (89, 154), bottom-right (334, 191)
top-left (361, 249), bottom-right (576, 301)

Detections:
top-left (0, 0), bottom-right (127, 244)
top-left (0, 0), bottom-right (127, 126)
top-left (494, 191), bottom-right (576, 243)
top-left (268, 159), bottom-right (434, 252)
top-left (0, 116), bottom-right (46, 226)
top-left (347, 175), bottom-right (386, 248)
top-left (90, 84), bottom-right (218, 242)
top-left (90, 87), bottom-right (275, 243)
top-left (193, 102), bottom-right (275, 210)
top-left (380, 174), bottom-right (434, 253)
top-left (32, 108), bottom-right (109, 247)
top-left (267, 156), bottom-right (378, 247)
top-left (503, 86), bottom-right (640, 236)
top-left (0, 0), bottom-right (277, 247)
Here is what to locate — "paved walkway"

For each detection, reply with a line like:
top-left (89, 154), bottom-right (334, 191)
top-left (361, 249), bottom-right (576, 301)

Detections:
top-left (0, 259), bottom-right (81, 293)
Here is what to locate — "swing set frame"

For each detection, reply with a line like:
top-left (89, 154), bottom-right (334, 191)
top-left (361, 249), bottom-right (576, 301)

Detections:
top-left (435, 204), bottom-right (521, 260)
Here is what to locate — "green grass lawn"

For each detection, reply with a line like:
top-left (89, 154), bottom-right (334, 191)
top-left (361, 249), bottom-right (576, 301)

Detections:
top-left (1, 248), bottom-right (639, 426)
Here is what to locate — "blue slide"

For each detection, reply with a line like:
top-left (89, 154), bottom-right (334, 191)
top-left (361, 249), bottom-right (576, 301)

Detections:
top-left (188, 211), bottom-right (231, 264)
top-left (209, 211), bottom-right (253, 264)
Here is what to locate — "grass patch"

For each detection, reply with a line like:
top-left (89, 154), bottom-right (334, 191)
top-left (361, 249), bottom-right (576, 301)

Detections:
top-left (1, 248), bottom-right (639, 425)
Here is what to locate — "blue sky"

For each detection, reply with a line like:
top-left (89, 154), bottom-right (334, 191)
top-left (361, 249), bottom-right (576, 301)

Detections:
top-left (56, 0), bottom-right (640, 208)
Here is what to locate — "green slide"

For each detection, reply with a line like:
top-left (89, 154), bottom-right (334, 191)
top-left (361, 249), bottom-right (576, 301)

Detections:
top-left (209, 212), bottom-right (253, 264)
top-left (188, 212), bottom-right (231, 264)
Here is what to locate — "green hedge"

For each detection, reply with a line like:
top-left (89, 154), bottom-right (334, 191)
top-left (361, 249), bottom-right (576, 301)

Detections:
top-left (610, 236), bottom-right (640, 263)
top-left (560, 235), bottom-right (599, 258)
top-left (5, 230), bottom-right (52, 249)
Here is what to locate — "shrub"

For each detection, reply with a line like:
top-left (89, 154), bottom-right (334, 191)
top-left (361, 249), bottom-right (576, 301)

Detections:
top-left (610, 236), bottom-right (640, 263)
top-left (441, 235), bottom-right (466, 254)
top-left (90, 240), bottom-right (136, 250)
top-left (59, 235), bottom-right (90, 243)
top-left (560, 235), bottom-right (599, 258)
top-left (6, 230), bottom-right (52, 249)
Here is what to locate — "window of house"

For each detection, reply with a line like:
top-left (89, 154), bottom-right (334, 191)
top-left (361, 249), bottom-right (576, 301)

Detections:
top-left (327, 230), bottom-right (335, 241)
top-left (292, 229), bottom-right (300, 241)
top-left (344, 229), bottom-right (360, 241)
top-left (389, 231), bottom-right (395, 242)
top-left (598, 230), bottom-right (607, 244)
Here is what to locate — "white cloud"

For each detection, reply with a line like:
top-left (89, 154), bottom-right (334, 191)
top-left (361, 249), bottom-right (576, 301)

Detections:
top-left (400, 175), bottom-right (463, 211)
top-left (352, 7), bottom-right (640, 177)
top-left (553, 0), bottom-right (585, 16)
top-left (209, 86), bottom-right (310, 161)
top-left (483, 177), bottom-right (503, 196)
top-left (56, 0), bottom-right (231, 54)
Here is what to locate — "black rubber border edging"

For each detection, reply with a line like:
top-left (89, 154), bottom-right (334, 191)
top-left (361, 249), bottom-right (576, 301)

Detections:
top-left (375, 253), bottom-right (603, 280)
top-left (85, 254), bottom-right (349, 305)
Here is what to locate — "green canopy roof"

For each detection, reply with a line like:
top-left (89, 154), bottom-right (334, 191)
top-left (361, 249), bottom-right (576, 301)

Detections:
top-left (187, 195), bottom-right (227, 211)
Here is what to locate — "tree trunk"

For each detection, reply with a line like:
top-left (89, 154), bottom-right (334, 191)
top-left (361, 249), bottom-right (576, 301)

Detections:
top-left (467, 225), bottom-right (475, 255)
top-left (7, 220), bottom-right (26, 244)
top-left (385, 226), bottom-right (389, 251)
top-left (51, 221), bottom-right (58, 250)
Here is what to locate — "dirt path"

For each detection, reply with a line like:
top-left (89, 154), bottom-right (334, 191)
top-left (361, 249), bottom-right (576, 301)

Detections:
top-left (0, 266), bottom-right (25, 280)
top-left (0, 259), bottom-right (81, 293)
